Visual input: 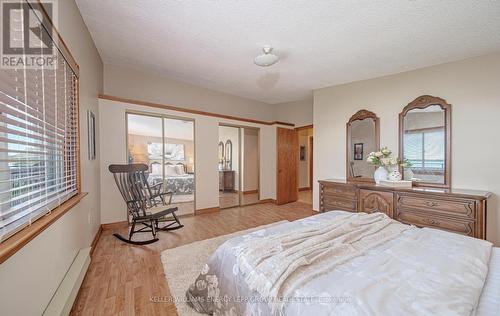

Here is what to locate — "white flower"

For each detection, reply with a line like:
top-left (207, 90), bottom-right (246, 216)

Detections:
top-left (232, 264), bottom-right (239, 275)
top-left (375, 151), bottom-right (383, 157)
top-left (380, 157), bottom-right (391, 166)
top-left (201, 264), bottom-right (210, 275)
top-left (381, 147), bottom-right (392, 156)
top-left (196, 279), bottom-right (207, 291)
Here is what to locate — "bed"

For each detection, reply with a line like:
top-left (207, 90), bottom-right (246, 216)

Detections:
top-left (186, 211), bottom-right (499, 316)
top-left (148, 162), bottom-right (194, 194)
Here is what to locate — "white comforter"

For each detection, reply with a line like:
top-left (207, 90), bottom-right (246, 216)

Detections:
top-left (187, 211), bottom-right (492, 316)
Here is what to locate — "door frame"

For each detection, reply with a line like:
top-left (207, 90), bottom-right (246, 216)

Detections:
top-left (125, 110), bottom-right (197, 220)
top-left (309, 135), bottom-right (313, 190)
top-left (294, 125), bottom-right (314, 191)
top-left (218, 123), bottom-right (261, 209)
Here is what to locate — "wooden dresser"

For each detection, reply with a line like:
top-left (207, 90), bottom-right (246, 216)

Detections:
top-left (319, 179), bottom-right (491, 239)
top-left (219, 170), bottom-right (235, 192)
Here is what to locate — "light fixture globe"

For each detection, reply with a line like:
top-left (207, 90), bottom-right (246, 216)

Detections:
top-left (254, 45), bottom-right (279, 67)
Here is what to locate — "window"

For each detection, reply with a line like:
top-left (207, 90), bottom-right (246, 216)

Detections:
top-left (404, 128), bottom-right (445, 177)
top-left (0, 2), bottom-right (79, 243)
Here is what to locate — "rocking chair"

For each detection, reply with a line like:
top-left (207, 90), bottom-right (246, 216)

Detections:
top-left (109, 164), bottom-right (184, 245)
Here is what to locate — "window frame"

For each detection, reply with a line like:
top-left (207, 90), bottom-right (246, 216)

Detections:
top-left (0, 0), bottom-right (84, 264)
top-left (399, 95), bottom-right (452, 189)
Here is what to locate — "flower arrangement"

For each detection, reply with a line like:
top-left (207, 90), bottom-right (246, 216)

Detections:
top-left (367, 147), bottom-right (412, 170)
top-left (366, 147), bottom-right (398, 168)
top-left (367, 147), bottom-right (413, 183)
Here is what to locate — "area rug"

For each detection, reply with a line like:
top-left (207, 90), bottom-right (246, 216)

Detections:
top-left (161, 221), bottom-right (288, 316)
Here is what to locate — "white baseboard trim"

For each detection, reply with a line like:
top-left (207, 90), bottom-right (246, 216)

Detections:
top-left (43, 247), bottom-right (91, 316)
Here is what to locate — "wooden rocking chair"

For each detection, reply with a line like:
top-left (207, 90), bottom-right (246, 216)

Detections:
top-left (109, 164), bottom-right (184, 245)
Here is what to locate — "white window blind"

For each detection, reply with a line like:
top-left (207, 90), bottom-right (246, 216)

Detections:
top-left (404, 129), bottom-right (445, 170)
top-left (0, 4), bottom-right (79, 242)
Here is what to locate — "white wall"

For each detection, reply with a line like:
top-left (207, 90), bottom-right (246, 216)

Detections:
top-left (0, 0), bottom-right (103, 314)
top-left (99, 99), bottom-right (278, 223)
top-left (243, 129), bottom-right (259, 192)
top-left (273, 99), bottom-right (313, 127)
top-left (313, 53), bottom-right (500, 245)
top-left (104, 64), bottom-right (276, 122)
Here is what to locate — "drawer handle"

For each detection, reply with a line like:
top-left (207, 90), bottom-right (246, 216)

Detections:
top-left (422, 218), bottom-right (440, 225)
top-left (425, 201), bottom-right (439, 207)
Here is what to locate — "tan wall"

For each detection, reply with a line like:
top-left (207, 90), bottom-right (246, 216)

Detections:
top-left (104, 64), bottom-right (276, 122)
top-left (273, 99), bottom-right (313, 127)
top-left (313, 53), bottom-right (500, 245)
top-left (0, 0), bottom-right (103, 314)
top-left (243, 129), bottom-right (259, 192)
top-left (99, 99), bottom-right (280, 224)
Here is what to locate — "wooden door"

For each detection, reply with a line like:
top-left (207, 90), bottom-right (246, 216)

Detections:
top-left (276, 127), bottom-right (298, 205)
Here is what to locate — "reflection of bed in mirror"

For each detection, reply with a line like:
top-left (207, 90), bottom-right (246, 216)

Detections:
top-left (148, 162), bottom-right (194, 195)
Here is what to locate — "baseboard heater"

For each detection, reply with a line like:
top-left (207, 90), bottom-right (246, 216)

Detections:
top-left (43, 247), bottom-right (91, 316)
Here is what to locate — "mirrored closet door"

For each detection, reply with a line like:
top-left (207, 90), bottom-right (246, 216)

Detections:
top-left (218, 125), bottom-right (260, 209)
top-left (218, 125), bottom-right (240, 209)
top-left (240, 128), bottom-right (259, 206)
top-left (127, 113), bottom-right (195, 215)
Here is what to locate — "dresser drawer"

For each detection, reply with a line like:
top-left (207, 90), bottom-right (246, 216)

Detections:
top-left (359, 189), bottom-right (394, 218)
top-left (396, 209), bottom-right (475, 237)
top-left (322, 195), bottom-right (357, 212)
top-left (322, 184), bottom-right (357, 200)
top-left (397, 194), bottom-right (476, 219)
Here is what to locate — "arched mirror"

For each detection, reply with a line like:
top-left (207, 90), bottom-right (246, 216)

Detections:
top-left (346, 110), bottom-right (380, 182)
top-left (399, 95), bottom-right (451, 188)
top-left (225, 140), bottom-right (232, 170)
top-left (218, 141), bottom-right (225, 169)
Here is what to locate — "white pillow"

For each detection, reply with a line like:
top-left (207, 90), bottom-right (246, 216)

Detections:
top-left (150, 163), bottom-right (162, 175)
top-left (166, 165), bottom-right (178, 177)
top-left (175, 164), bottom-right (186, 175)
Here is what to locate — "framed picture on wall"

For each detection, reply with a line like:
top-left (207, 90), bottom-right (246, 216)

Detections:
top-left (354, 143), bottom-right (363, 160)
top-left (300, 145), bottom-right (306, 161)
top-left (87, 110), bottom-right (96, 160)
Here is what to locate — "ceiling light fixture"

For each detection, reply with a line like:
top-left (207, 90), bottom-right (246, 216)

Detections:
top-left (254, 45), bottom-right (279, 67)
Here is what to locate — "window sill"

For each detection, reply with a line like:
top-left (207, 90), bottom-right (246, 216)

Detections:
top-left (0, 192), bottom-right (88, 265)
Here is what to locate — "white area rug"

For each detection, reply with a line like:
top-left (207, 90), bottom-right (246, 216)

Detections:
top-left (161, 221), bottom-right (288, 316)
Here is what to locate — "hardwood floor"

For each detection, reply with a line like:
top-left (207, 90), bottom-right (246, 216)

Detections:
top-left (71, 202), bottom-right (315, 316)
top-left (298, 189), bottom-right (312, 205)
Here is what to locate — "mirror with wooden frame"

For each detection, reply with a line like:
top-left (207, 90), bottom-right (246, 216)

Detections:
top-left (218, 141), bottom-right (225, 169)
top-left (346, 110), bottom-right (380, 182)
top-left (225, 139), bottom-right (232, 170)
top-left (399, 95), bottom-right (451, 188)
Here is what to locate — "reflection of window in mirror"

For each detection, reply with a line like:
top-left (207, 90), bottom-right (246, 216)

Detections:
top-left (400, 96), bottom-right (451, 188)
top-left (403, 106), bottom-right (445, 183)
